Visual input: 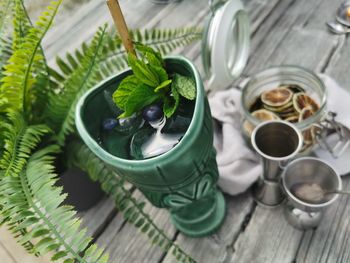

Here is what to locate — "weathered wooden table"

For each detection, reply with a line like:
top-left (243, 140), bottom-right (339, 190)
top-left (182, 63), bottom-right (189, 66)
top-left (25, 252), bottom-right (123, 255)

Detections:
top-left (43, 0), bottom-right (350, 262)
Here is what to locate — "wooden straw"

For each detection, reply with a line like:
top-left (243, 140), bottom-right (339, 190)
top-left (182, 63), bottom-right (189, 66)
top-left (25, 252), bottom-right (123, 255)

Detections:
top-left (106, 0), bottom-right (136, 56)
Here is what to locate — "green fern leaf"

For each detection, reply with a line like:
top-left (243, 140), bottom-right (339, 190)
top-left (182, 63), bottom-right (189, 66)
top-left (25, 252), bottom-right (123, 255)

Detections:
top-left (11, 0), bottom-right (32, 51)
top-left (46, 25), bottom-right (108, 145)
top-left (0, 111), bottom-right (51, 177)
top-left (49, 27), bottom-right (202, 86)
top-left (56, 55), bottom-right (74, 75)
top-left (0, 0), bottom-right (61, 115)
top-left (0, 146), bottom-right (109, 262)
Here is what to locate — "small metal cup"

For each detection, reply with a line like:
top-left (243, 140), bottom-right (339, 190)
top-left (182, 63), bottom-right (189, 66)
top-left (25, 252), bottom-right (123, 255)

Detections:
top-left (251, 120), bottom-right (303, 207)
top-left (281, 157), bottom-right (342, 230)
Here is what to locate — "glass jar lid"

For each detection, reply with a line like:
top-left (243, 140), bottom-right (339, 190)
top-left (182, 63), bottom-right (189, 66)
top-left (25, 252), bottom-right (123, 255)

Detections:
top-left (202, 0), bottom-right (250, 91)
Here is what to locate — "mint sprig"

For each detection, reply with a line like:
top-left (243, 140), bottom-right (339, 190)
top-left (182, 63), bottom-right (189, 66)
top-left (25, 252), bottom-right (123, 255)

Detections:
top-left (163, 80), bottom-right (180, 117)
top-left (173, 73), bottom-right (196, 100)
top-left (112, 44), bottom-right (196, 118)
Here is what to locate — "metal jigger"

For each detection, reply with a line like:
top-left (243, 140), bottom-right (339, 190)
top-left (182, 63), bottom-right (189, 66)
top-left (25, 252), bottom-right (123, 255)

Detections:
top-left (281, 157), bottom-right (342, 230)
top-left (251, 121), bottom-right (303, 207)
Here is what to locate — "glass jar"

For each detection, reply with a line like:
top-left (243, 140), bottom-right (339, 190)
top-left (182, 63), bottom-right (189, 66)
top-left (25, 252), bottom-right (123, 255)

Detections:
top-left (241, 66), bottom-right (327, 152)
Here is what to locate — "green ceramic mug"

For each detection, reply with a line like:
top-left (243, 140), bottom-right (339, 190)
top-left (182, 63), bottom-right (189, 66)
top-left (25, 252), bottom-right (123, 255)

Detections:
top-left (75, 56), bottom-right (226, 237)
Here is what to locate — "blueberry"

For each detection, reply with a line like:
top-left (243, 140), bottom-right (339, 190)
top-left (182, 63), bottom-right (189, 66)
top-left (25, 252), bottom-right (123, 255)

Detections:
top-left (142, 104), bottom-right (163, 122)
top-left (102, 118), bottom-right (118, 130)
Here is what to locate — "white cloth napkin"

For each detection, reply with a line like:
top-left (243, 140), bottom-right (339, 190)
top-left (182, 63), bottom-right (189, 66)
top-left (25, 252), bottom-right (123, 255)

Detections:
top-left (208, 74), bottom-right (350, 196)
top-left (314, 74), bottom-right (350, 175)
top-left (208, 88), bottom-right (261, 195)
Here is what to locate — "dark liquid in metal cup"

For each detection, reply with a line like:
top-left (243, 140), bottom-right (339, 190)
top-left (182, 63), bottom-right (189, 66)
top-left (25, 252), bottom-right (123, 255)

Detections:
top-left (254, 122), bottom-right (300, 158)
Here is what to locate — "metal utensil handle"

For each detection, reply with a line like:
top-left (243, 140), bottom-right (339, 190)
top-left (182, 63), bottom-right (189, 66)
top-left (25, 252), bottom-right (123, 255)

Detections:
top-left (327, 189), bottom-right (350, 195)
top-left (313, 111), bottom-right (350, 158)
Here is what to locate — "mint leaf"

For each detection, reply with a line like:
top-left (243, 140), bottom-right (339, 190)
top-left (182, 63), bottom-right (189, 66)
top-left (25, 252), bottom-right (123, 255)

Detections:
top-left (128, 53), bottom-right (159, 87)
top-left (163, 82), bottom-right (180, 118)
top-left (145, 52), bottom-right (162, 67)
top-left (155, 80), bottom-right (172, 92)
top-left (149, 64), bottom-right (168, 83)
top-left (173, 73), bottom-right (196, 100)
top-left (112, 75), bottom-right (138, 110)
top-left (135, 43), bottom-right (163, 66)
top-left (123, 84), bottom-right (162, 118)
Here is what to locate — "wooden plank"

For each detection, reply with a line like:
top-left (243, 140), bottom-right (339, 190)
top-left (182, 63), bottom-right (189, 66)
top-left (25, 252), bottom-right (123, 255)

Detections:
top-left (44, 0), bottom-right (176, 63)
top-left (96, 190), bottom-right (177, 263)
top-left (299, 0), bottom-right (344, 31)
top-left (265, 0), bottom-right (346, 72)
top-left (244, 0), bottom-right (280, 34)
top-left (27, 0), bottom-right (92, 24)
top-left (44, 0), bottom-right (112, 61)
top-left (244, 0), bottom-right (334, 75)
top-left (0, 227), bottom-right (51, 263)
top-left (148, 0), bottom-right (208, 28)
top-left (301, 0), bottom-right (347, 76)
top-left (79, 183), bottom-right (133, 238)
top-left (296, 177), bottom-right (350, 263)
top-left (162, 193), bottom-right (254, 263)
top-left (229, 205), bottom-right (303, 263)
top-left (324, 35), bottom-right (350, 90)
top-left (79, 197), bottom-right (117, 238)
top-left (0, 241), bottom-right (16, 263)
top-left (266, 27), bottom-right (338, 72)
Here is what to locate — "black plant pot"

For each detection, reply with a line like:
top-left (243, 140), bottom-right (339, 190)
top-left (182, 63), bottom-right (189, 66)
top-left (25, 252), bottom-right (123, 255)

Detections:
top-left (57, 167), bottom-right (105, 211)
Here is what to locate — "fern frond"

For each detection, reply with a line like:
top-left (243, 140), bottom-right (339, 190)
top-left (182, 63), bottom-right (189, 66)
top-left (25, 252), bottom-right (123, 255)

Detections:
top-left (0, 111), bottom-right (51, 177)
top-left (130, 27), bottom-right (202, 56)
top-left (11, 0), bottom-right (32, 51)
top-left (67, 140), bottom-right (196, 263)
top-left (0, 0), bottom-right (61, 116)
top-left (50, 27), bottom-right (202, 85)
top-left (12, 1), bottom-right (53, 123)
top-left (47, 25), bottom-right (108, 145)
top-left (0, 146), bottom-right (109, 262)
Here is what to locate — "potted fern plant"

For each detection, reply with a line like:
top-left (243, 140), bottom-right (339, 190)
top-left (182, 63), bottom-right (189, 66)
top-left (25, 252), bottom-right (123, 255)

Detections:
top-left (0, 0), bottom-right (201, 262)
